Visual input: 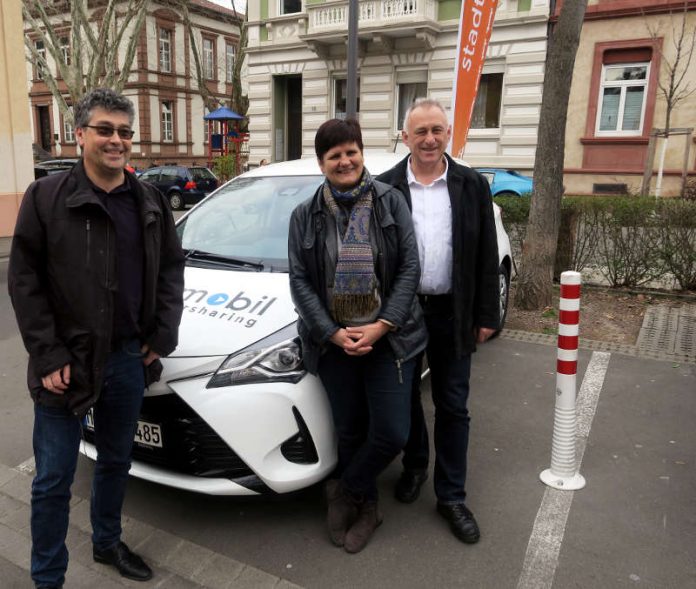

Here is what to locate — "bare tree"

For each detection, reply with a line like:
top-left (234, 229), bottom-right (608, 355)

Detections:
top-left (171, 0), bottom-right (246, 117)
top-left (514, 0), bottom-right (589, 310)
top-left (23, 0), bottom-right (149, 125)
top-left (229, 3), bottom-right (248, 121)
top-left (174, 0), bottom-right (220, 112)
top-left (642, 3), bottom-right (696, 196)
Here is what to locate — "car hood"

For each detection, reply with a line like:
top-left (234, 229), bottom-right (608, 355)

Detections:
top-left (171, 266), bottom-right (297, 357)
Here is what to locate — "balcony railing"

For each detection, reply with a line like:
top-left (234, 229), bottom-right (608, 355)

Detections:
top-left (307, 0), bottom-right (437, 34)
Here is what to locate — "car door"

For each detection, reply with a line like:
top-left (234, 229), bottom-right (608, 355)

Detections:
top-left (139, 168), bottom-right (161, 188)
top-left (190, 167), bottom-right (219, 194)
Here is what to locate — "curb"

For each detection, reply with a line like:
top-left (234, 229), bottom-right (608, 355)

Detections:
top-left (501, 328), bottom-right (695, 365)
top-left (0, 463), bottom-right (302, 589)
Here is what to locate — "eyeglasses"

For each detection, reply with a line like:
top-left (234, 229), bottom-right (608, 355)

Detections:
top-left (83, 125), bottom-right (135, 140)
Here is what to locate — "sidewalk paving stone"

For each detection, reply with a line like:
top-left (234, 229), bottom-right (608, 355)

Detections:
top-left (0, 466), bottom-right (303, 588)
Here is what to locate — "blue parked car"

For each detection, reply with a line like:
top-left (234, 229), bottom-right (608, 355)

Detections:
top-left (477, 168), bottom-right (533, 197)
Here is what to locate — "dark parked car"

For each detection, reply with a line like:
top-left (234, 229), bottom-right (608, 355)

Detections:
top-left (138, 165), bottom-right (219, 210)
top-left (34, 158), bottom-right (79, 180)
top-left (476, 168), bottom-right (533, 197)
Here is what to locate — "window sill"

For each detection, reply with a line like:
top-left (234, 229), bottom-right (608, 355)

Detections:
top-left (581, 136), bottom-right (649, 145)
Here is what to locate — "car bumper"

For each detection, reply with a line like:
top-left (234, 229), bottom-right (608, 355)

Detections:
top-left (79, 360), bottom-right (338, 495)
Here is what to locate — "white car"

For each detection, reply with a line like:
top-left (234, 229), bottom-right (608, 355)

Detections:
top-left (80, 153), bottom-right (513, 495)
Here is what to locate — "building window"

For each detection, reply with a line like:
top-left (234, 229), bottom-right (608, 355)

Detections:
top-left (60, 37), bottom-right (70, 66)
top-left (280, 0), bottom-right (302, 14)
top-left (334, 78), bottom-right (360, 119)
top-left (471, 73), bottom-right (503, 129)
top-left (63, 110), bottom-right (75, 143)
top-left (396, 82), bottom-right (427, 130)
top-left (226, 43), bottom-right (235, 83)
top-left (162, 101), bottom-right (173, 141)
top-left (35, 40), bottom-right (46, 80)
top-left (596, 63), bottom-right (649, 136)
top-left (159, 28), bottom-right (172, 73)
top-left (203, 38), bottom-right (215, 80)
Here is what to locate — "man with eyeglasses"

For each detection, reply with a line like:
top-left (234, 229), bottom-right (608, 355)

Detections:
top-left (9, 88), bottom-right (185, 589)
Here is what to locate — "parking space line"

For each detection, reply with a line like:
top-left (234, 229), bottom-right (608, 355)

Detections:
top-left (516, 351), bottom-right (611, 589)
top-left (15, 456), bottom-right (35, 476)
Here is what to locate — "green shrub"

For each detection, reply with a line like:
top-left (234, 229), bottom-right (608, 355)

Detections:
top-left (493, 196), bottom-right (530, 272)
top-left (654, 199), bottom-right (696, 290)
top-left (212, 154), bottom-right (236, 182)
top-left (592, 197), bottom-right (662, 288)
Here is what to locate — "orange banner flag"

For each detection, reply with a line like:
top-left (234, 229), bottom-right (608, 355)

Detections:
top-left (450, 0), bottom-right (499, 159)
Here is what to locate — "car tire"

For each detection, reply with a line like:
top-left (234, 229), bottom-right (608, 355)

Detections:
top-left (493, 263), bottom-right (510, 337)
top-left (495, 191), bottom-right (518, 197)
top-left (169, 191), bottom-right (184, 210)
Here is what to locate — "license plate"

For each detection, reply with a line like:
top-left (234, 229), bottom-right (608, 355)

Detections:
top-left (84, 409), bottom-right (163, 448)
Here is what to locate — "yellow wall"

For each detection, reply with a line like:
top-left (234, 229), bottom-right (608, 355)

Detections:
top-left (0, 0), bottom-right (34, 236)
top-left (564, 12), bottom-right (696, 195)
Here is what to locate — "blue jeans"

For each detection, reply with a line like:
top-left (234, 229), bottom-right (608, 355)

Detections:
top-left (30, 340), bottom-right (145, 588)
top-left (318, 339), bottom-right (414, 501)
top-left (402, 307), bottom-right (473, 504)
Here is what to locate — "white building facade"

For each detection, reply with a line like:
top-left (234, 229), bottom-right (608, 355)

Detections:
top-left (246, 0), bottom-right (549, 171)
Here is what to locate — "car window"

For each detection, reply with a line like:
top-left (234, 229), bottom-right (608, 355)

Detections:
top-left (139, 169), bottom-right (160, 181)
top-left (160, 167), bottom-right (180, 183)
top-left (190, 167), bottom-right (216, 181)
top-left (177, 175), bottom-right (323, 268)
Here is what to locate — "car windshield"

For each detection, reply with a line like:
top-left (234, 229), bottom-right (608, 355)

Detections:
top-left (176, 174), bottom-right (323, 270)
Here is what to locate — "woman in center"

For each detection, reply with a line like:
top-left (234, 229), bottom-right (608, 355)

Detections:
top-left (288, 118), bottom-right (427, 553)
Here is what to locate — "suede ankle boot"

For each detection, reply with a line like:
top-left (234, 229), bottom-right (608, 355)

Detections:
top-left (325, 479), bottom-right (360, 547)
top-left (344, 500), bottom-right (383, 553)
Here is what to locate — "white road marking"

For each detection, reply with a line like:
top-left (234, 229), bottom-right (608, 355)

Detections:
top-left (15, 456), bottom-right (36, 475)
top-left (516, 351), bottom-right (611, 589)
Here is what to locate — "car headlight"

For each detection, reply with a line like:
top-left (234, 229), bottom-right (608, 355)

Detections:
top-left (207, 337), bottom-right (305, 388)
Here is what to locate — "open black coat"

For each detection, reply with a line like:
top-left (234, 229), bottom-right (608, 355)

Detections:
top-left (377, 154), bottom-right (499, 357)
top-left (8, 161), bottom-right (185, 416)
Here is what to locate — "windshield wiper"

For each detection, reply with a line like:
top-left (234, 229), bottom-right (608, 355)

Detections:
top-left (184, 249), bottom-right (264, 271)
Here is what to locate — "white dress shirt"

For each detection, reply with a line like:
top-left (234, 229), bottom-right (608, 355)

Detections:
top-left (407, 157), bottom-right (453, 295)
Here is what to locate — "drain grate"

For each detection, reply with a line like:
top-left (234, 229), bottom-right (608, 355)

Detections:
top-left (675, 308), bottom-right (696, 357)
top-left (638, 305), bottom-right (695, 358)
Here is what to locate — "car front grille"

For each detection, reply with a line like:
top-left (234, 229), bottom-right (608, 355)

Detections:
top-left (82, 393), bottom-right (254, 481)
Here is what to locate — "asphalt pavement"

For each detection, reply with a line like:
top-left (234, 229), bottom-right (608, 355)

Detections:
top-left (0, 245), bottom-right (694, 588)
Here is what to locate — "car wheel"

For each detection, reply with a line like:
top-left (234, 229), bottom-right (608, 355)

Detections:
top-left (168, 191), bottom-right (184, 210)
top-left (495, 191), bottom-right (518, 197)
top-left (493, 263), bottom-right (510, 337)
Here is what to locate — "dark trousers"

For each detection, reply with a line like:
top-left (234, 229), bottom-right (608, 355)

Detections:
top-left (30, 340), bottom-right (145, 588)
top-left (318, 339), bottom-right (414, 501)
top-left (402, 298), bottom-right (472, 504)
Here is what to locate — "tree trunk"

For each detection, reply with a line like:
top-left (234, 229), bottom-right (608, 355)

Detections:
top-left (514, 0), bottom-right (589, 310)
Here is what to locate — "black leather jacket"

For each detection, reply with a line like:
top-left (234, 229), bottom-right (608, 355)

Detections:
top-left (9, 161), bottom-right (185, 416)
top-left (288, 179), bottom-right (427, 374)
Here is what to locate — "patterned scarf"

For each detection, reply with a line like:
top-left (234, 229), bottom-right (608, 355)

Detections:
top-left (323, 170), bottom-right (379, 323)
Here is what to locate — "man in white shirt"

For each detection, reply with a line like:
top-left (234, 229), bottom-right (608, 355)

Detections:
top-left (377, 98), bottom-right (500, 544)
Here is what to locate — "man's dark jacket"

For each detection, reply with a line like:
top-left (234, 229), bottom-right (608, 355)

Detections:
top-left (376, 154), bottom-right (499, 357)
top-left (8, 161), bottom-right (185, 417)
top-left (288, 179), bottom-right (427, 374)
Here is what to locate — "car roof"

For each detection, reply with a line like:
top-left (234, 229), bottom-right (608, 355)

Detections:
top-left (241, 152), bottom-right (410, 179)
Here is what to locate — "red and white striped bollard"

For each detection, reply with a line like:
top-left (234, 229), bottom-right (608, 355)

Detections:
top-left (539, 271), bottom-right (586, 490)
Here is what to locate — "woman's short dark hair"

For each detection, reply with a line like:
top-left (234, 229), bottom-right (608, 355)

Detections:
top-left (314, 118), bottom-right (364, 161)
top-left (74, 88), bottom-right (135, 129)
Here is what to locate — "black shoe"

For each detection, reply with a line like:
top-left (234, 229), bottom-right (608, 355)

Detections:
top-left (394, 470), bottom-right (427, 504)
top-left (436, 502), bottom-right (481, 544)
top-left (93, 541), bottom-right (153, 581)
